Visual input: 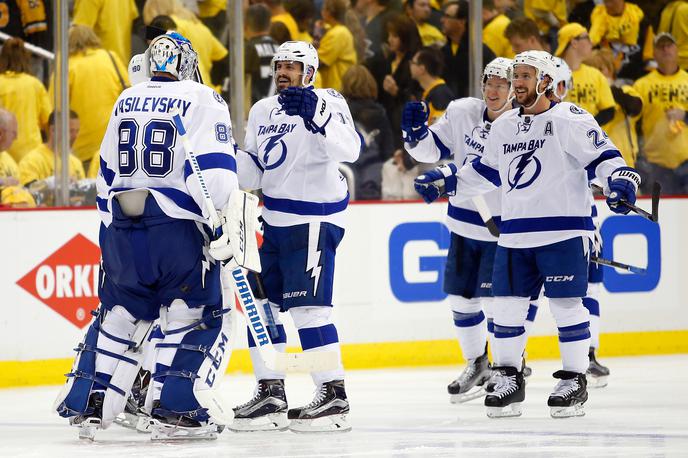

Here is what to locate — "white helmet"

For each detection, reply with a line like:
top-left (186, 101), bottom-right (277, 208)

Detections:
top-left (271, 41), bottom-right (319, 86)
top-left (128, 51), bottom-right (150, 85)
top-left (552, 56), bottom-right (573, 100)
top-left (482, 57), bottom-right (514, 111)
top-left (512, 50), bottom-right (558, 93)
top-left (148, 32), bottom-right (198, 81)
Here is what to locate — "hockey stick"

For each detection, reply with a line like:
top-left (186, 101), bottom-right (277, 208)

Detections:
top-left (591, 182), bottom-right (661, 223)
top-left (472, 195), bottom-right (500, 237)
top-left (590, 256), bottom-right (647, 274)
top-left (171, 111), bottom-right (338, 373)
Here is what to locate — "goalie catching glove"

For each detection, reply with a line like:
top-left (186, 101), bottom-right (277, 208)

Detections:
top-left (208, 190), bottom-right (262, 273)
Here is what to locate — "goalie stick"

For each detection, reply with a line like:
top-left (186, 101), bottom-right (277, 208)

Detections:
top-left (171, 111), bottom-right (338, 374)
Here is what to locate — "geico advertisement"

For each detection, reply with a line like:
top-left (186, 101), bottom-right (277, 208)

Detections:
top-left (0, 198), bottom-right (686, 361)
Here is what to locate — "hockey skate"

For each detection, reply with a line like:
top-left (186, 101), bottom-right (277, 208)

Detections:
top-left (586, 348), bottom-right (610, 389)
top-left (288, 380), bottom-right (351, 433)
top-left (229, 379), bottom-right (289, 432)
top-left (149, 401), bottom-right (223, 440)
top-left (447, 351), bottom-right (492, 403)
top-left (484, 367), bottom-right (525, 418)
top-left (69, 392), bottom-right (104, 441)
top-left (548, 370), bottom-right (588, 418)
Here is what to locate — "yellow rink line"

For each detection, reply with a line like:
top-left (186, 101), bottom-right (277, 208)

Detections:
top-left (2, 330), bottom-right (687, 389)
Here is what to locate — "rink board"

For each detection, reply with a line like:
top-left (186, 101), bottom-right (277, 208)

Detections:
top-left (0, 197), bottom-right (686, 387)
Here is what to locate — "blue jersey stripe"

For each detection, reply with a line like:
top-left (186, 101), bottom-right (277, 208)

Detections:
top-left (96, 197), bottom-right (109, 213)
top-left (447, 203), bottom-right (501, 228)
top-left (431, 131), bottom-right (451, 160)
top-left (500, 216), bottom-right (594, 234)
top-left (99, 157), bottom-right (116, 186)
top-left (263, 193), bottom-right (349, 216)
top-left (585, 149), bottom-right (621, 180)
top-left (471, 160), bottom-right (501, 186)
top-left (183, 152), bottom-right (236, 180)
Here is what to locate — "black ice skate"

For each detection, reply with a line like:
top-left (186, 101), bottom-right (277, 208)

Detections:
top-left (288, 380), bottom-right (351, 432)
top-left (69, 391), bottom-right (104, 440)
top-left (149, 400), bottom-right (223, 440)
top-left (114, 368), bottom-right (151, 432)
top-left (484, 367), bottom-right (525, 418)
top-left (447, 351), bottom-right (492, 403)
top-left (548, 370), bottom-right (588, 418)
top-left (586, 348), bottom-right (610, 389)
top-left (229, 379), bottom-right (289, 432)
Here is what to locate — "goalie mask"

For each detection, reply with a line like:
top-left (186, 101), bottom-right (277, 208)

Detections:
top-left (271, 41), bottom-right (319, 87)
top-left (482, 57), bottom-right (514, 112)
top-left (148, 32), bottom-right (198, 81)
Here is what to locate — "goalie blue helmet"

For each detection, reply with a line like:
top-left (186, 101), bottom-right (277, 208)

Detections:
top-left (148, 32), bottom-right (198, 81)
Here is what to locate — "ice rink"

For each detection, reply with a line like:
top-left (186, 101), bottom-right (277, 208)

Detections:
top-left (3, 355), bottom-right (687, 457)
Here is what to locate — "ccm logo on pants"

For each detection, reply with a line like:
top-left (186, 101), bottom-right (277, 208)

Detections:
top-left (545, 275), bottom-right (574, 282)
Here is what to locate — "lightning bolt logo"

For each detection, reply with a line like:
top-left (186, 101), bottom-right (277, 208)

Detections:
top-left (508, 150), bottom-right (542, 192)
top-left (260, 132), bottom-right (288, 170)
top-left (306, 222), bottom-right (323, 297)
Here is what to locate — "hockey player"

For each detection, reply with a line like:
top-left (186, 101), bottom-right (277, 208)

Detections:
top-left (233, 41), bottom-right (361, 432)
top-left (55, 32), bottom-right (241, 440)
top-left (415, 50), bottom-right (639, 418)
top-left (552, 56), bottom-right (611, 388)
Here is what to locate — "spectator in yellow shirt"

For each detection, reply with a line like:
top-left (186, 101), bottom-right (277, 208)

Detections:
top-left (504, 16), bottom-right (549, 54)
top-left (0, 109), bottom-right (35, 207)
top-left (483, 0), bottom-right (514, 58)
top-left (524, 0), bottom-right (567, 49)
top-left (264, 0), bottom-right (300, 42)
top-left (73, 0), bottom-right (139, 63)
top-left (0, 38), bottom-right (51, 163)
top-left (633, 33), bottom-right (688, 194)
top-left (316, 0), bottom-right (358, 92)
top-left (143, 0), bottom-right (228, 90)
top-left (19, 111), bottom-right (85, 187)
top-left (585, 49), bottom-right (643, 168)
top-left (589, 0), bottom-right (650, 80)
top-left (49, 25), bottom-right (129, 167)
top-left (286, 0), bottom-right (317, 43)
top-left (557, 23), bottom-right (616, 126)
top-left (405, 0), bottom-right (445, 47)
top-left (658, 1), bottom-right (688, 70)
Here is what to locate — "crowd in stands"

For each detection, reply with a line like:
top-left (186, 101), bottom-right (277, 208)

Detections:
top-left (0, 0), bottom-right (687, 207)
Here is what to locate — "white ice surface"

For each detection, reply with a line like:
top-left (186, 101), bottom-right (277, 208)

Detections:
top-left (3, 355), bottom-right (687, 457)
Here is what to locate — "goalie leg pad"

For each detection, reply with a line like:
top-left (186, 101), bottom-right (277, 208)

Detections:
top-left (153, 299), bottom-right (234, 427)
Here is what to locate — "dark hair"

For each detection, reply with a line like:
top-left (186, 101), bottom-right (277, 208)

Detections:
top-left (0, 38), bottom-right (32, 74)
top-left (386, 13), bottom-right (421, 55)
top-left (414, 46), bottom-right (443, 77)
top-left (340, 65), bottom-right (378, 99)
top-left (505, 17), bottom-right (542, 41)
top-left (443, 0), bottom-right (468, 20)
top-left (324, 0), bottom-right (349, 23)
top-left (247, 4), bottom-right (272, 32)
top-left (48, 110), bottom-right (79, 127)
top-left (150, 15), bottom-right (177, 31)
top-left (285, 0), bottom-right (315, 29)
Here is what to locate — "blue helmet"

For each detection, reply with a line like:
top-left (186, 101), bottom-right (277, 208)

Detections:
top-left (148, 32), bottom-right (198, 81)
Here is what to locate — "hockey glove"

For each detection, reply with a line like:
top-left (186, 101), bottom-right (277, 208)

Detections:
top-left (209, 222), bottom-right (233, 262)
top-left (278, 86), bottom-right (331, 134)
top-left (606, 167), bottom-right (641, 215)
top-left (401, 101), bottom-right (429, 143)
top-left (414, 163), bottom-right (458, 204)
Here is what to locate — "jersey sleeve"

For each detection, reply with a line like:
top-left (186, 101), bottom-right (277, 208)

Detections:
top-left (183, 89), bottom-right (238, 220)
top-left (318, 90), bottom-right (362, 163)
top-left (454, 126), bottom-right (502, 201)
top-left (96, 105), bottom-right (119, 226)
top-left (561, 107), bottom-right (628, 182)
top-left (237, 105), bottom-right (264, 190)
top-left (404, 104), bottom-right (455, 163)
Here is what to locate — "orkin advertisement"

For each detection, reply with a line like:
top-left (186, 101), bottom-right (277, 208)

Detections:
top-left (0, 197), bottom-right (685, 364)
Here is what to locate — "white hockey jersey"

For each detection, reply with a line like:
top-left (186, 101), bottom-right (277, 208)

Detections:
top-left (405, 97), bottom-right (501, 242)
top-left (237, 88), bottom-right (361, 228)
top-left (455, 102), bottom-right (628, 248)
top-left (96, 77), bottom-right (238, 227)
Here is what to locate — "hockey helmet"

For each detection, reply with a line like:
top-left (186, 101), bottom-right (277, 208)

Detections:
top-left (512, 50), bottom-right (558, 94)
top-left (148, 32), bottom-right (198, 81)
top-left (482, 57), bottom-right (514, 111)
top-left (552, 56), bottom-right (573, 100)
top-left (271, 41), bottom-right (319, 86)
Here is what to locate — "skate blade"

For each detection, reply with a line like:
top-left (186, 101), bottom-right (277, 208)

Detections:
top-left (486, 403), bottom-right (522, 418)
top-left (586, 374), bottom-right (608, 389)
top-left (289, 414), bottom-right (351, 433)
top-left (149, 419), bottom-right (219, 441)
top-left (550, 404), bottom-right (585, 418)
top-left (76, 418), bottom-right (101, 441)
top-left (136, 416), bottom-right (152, 434)
top-left (229, 413), bottom-right (289, 432)
top-left (450, 386), bottom-right (486, 404)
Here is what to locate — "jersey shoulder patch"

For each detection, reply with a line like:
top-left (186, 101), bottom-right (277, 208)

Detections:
top-left (569, 104), bottom-right (586, 115)
top-left (326, 88), bottom-right (344, 99)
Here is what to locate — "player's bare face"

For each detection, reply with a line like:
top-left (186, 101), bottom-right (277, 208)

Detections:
top-left (512, 65), bottom-right (538, 106)
top-left (275, 61), bottom-right (305, 91)
top-left (483, 76), bottom-right (511, 112)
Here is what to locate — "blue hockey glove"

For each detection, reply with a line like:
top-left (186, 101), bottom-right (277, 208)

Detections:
top-left (278, 86), bottom-right (330, 134)
top-left (401, 101), bottom-right (429, 143)
top-left (414, 163), bottom-right (458, 203)
top-left (606, 167), bottom-right (641, 214)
